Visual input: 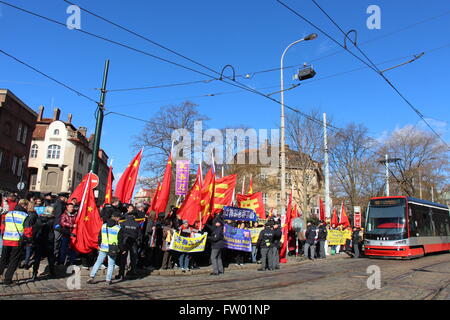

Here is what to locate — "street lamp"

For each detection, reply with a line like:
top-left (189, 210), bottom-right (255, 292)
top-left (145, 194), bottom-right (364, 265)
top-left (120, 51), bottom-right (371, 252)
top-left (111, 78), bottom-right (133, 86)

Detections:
top-left (280, 33), bottom-right (317, 216)
top-left (378, 155), bottom-right (401, 196)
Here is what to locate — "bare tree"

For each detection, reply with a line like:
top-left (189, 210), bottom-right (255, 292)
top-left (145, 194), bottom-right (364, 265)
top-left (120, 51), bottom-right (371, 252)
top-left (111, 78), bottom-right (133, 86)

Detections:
top-left (378, 125), bottom-right (449, 202)
top-left (133, 101), bottom-right (209, 187)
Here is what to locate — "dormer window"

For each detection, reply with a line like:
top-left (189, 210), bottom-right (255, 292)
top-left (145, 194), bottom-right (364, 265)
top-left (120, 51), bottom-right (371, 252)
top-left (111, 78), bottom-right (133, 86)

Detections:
top-left (54, 129), bottom-right (60, 135)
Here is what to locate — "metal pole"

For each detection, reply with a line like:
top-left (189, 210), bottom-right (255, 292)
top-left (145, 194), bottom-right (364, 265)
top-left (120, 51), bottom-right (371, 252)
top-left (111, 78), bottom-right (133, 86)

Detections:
top-left (385, 154), bottom-right (389, 197)
top-left (419, 168), bottom-right (422, 199)
top-left (280, 38), bottom-right (305, 217)
top-left (431, 186), bottom-right (434, 202)
top-left (323, 113), bottom-right (331, 219)
top-left (91, 59), bottom-right (110, 174)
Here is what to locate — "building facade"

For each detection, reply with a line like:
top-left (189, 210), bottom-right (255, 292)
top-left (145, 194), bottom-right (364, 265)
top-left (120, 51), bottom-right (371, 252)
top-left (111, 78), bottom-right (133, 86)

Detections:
top-left (28, 106), bottom-right (109, 201)
top-left (0, 89), bottom-right (37, 193)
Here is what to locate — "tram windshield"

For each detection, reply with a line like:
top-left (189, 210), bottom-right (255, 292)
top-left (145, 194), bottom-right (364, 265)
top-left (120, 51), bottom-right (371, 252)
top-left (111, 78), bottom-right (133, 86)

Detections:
top-left (366, 198), bottom-right (407, 235)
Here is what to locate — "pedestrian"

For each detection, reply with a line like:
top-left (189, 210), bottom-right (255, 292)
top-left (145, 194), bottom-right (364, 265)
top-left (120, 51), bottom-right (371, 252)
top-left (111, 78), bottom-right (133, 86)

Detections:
top-left (351, 227), bottom-right (361, 258)
top-left (31, 206), bottom-right (56, 280)
top-left (250, 221), bottom-right (260, 263)
top-left (209, 220), bottom-right (224, 275)
top-left (257, 222), bottom-right (274, 271)
top-left (234, 221), bottom-right (246, 267)
top-left (304, 222), bottom-right (318, 260)
top-left (87, 211), bottom-right (123, 285)
top-left (270, 221), bottom-right (282, 270)
top-left (59, 203), bottom-right (78, 266)
top-left (116, 209), bottom-right (141, 280)
top-left (178, 220), bottom-right (195, 272)
top-left (318, 221), bottom-right (328, 259)
top-left (21, 201), bottom-right (38, 269)
top-left (0, 199), bottom-right (33, 286)
top-left (161, 219), bottom-right (174, 270)
top-left (53, 192), bottom-right (68, 262)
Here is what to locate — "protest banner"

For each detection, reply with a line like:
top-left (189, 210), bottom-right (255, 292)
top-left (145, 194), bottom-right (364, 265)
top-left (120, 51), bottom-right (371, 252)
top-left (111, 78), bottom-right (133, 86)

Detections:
top-left (223, 224), bottom-right (252, 252)
top-left (169, 232), bottom-right (207, 253)
top-left (175, 160), bottom-right (190, 196)
top-left (250, 227), bottom-right (264, 244)
top-left (222, 206), bottom-right (257, 221)
top-left (35, 206), bottom-right (45, 215)
top-left (327, 229), bottom-right (353, 245)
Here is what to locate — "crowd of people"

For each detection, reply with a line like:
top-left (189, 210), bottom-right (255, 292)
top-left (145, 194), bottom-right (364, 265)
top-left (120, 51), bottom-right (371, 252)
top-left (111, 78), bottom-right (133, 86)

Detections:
top-left (0, 192), bottom-right (364, 286)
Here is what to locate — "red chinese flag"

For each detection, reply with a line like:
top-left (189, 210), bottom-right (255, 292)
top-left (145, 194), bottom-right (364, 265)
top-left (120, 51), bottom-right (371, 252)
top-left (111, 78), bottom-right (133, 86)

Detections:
top-left (114, 149), bottom-right (143, 203)
top-left (331, 208), bottom-right (339, 227)
top-left (178, 165), bottom-right (202, 226)
top-left (71, 173), bottom-right (103, 254)
top-left (247, 178), bottom-right (253, 194)
top-left (319, 197), bottom-right (325, 222)
top-left (69, 173), bottom-right (91, 203)
top-left (153, 154), bottom-right (173, 214)
top-left (103, 165), bottom-right (113, 205)
top-left (279, 190), bottom-right (293, 263)
top-left (236, 192), bottom-right (265, 218)
top-left (148, 182), bottom-right (161, 213)
top-left (200, 167), bottom-right (215, 225)
top-left (339, 201), bottom-right (351, 227)
top-left (212, 174), bottom-right (237, 214)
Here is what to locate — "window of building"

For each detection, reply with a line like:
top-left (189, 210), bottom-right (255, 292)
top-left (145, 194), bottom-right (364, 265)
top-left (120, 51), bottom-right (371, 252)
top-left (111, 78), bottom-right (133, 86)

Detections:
top-left (30, 144), bottom-right (38, 158)
top-left (46, 171), bottom-right (57, 186)
top-left (47, 145), bottom-right (61, 159)
top-left (263, 193), bottom-right (268, 205)
top-left (17, 158), bottom-right (23, 177)
top-left (0, 149), bottom-right (3, 167)
top-left (286, 173), bottom-right (292, 185)
top-left (276, 193), bottom-right (281, 205)
top-left (12, 156), bottom-right (17, 175)
top-left (3, 122), bottom-right (12, 137)
top-left (17, 123), bottom-right (22, 142)
top-left (21, 125), bottom-right (28, 144)
top-left (54, 129), bottom-right (60, 135)
top-left (78, 151), bottom-right (84, 165)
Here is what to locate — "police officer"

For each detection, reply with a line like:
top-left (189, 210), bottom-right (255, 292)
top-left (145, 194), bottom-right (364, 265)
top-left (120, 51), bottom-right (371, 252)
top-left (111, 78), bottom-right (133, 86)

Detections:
top-left (88, 211), bottom-right (123, 285)
top-left (270, 221), bottom-right (282, 270)
top-left (257, 222), bottom-right (274, 271)
top-left (116, 210), bottom-right (142, 280)
top-left (0, 199), bottom-right (33, 286)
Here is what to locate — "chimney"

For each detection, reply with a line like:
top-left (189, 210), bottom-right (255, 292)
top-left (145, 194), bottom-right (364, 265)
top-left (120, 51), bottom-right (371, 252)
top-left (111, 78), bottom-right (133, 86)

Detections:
top-left (78, 126), bottom-right (87, 137)
top-left (67, 113), bottom-right (73, 124)
top-left (37, 105), bottom-right (44, 121)
top-left (53, 108), bottom-right (60, 121)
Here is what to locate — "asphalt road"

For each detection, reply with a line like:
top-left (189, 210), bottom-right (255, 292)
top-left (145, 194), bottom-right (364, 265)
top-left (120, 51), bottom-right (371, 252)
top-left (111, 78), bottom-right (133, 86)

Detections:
top-left (1, 252), bottom-right (449, 300)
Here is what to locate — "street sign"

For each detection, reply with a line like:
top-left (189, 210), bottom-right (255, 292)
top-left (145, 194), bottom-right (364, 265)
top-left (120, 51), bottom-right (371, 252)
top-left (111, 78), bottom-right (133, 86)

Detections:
top-left (17, 182), bottom-right (25, 191)
top-left (354, 206), bottom-right (361, 228)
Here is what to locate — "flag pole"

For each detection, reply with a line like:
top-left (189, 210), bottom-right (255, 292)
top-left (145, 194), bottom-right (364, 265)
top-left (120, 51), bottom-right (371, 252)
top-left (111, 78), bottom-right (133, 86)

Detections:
top-left (242, 175), bottom-right (246, 194)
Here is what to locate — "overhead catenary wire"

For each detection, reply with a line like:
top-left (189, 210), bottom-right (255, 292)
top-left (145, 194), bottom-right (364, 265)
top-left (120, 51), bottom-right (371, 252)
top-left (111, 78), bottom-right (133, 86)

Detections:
top-left (276, 0), bottom-right (449, 150)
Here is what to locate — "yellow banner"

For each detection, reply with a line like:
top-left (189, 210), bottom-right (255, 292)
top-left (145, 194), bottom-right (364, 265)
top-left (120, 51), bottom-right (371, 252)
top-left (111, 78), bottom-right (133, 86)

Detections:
top-left (169, 232), bottom-right (207, 253)
top-left (250, 227), bottom-right (264, 244)
top-left (327, 230), bottom-right (352, 245)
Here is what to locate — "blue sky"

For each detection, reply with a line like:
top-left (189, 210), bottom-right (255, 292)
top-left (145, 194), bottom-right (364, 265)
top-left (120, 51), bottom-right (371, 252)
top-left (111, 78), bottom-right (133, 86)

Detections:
top-left (1, 0), bottom-right (449, 181)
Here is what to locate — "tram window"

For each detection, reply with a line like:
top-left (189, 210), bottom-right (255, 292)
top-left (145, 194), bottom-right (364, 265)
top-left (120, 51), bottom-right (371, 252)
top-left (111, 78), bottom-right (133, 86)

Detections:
top-left (410, 204), bottom-right (433, 237)
top-left (409, 208), bottom-right (418, 237)
top-left (431, 208), bottom-right (449, 237)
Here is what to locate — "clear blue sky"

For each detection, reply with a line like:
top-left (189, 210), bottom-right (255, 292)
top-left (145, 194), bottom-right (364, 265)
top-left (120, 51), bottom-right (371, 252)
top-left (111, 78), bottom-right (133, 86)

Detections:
top-left (1, 0), bottom-right (449, 180)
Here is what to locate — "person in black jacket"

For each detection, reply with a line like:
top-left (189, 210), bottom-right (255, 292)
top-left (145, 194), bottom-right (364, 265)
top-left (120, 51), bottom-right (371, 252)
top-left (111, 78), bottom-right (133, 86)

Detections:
top-left (210, 220), bottom-right (224, 275)
top-left (257, 223), bottom-right (274, 271)
top-left (116, 210), bottom-right (142, 280)
top-left (31, 206), bottom-right (56, 280)
top-left (270, 222), bottom-right (282, 270)
top-left (53, 192), bottom-right (68, 262)
top-left (318, 221), bottom-right (328, 259)
top-left (304, 223), bottom-right (318, 260)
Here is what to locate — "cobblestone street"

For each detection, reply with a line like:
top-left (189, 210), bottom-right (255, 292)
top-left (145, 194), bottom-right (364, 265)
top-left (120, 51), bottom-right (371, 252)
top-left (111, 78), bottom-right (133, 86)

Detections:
top-left (1, 252), bottom-right (449, 300)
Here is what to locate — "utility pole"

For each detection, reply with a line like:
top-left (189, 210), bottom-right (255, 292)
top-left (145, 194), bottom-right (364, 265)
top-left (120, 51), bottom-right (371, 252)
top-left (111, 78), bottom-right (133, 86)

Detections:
top-left (385, 154), bottom-right (389, 197)
top-left (419, 167), bottom-right (423, 199)
top-left (323, 113), bottom-right (331, 219)
top-left (91, 60), bottom-right (110, 174)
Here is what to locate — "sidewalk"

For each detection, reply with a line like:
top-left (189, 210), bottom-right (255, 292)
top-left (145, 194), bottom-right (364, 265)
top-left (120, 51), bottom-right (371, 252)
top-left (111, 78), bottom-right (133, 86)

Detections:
top-left (7, 252), bottom-right (350, 282)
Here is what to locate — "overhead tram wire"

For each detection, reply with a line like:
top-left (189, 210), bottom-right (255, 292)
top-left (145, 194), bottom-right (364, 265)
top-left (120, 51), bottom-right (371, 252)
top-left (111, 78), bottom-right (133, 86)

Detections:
top-left (0, 49), bottom-right (98, 104)
top-left (309, 0), bottom-right (450, 151)
top-left (58, 0), bottom-right (343, 132)
top-left (2, 0), bottom-right (338, 133)
top-left (276, 0), bottom-right (450, 150)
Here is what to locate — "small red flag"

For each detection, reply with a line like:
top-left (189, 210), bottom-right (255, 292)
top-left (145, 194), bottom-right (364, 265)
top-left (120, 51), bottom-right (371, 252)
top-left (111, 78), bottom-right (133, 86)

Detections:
top-left (149, 182), bottom-right (161, 213)
top-left (114, 149), bottom-right (143, 203)
top-left (103, 165), bottom-right (113, 205)
top-left (247, 178), bottom-right (253, 194)
top-left (212, 174), bottom-right (237, 214)
top-left (236, 192), bottom-right (265, 218)
top-left (339, 201), bottom-right (351, 227)
top-left (319, 197), bottom-right (325, 222)
top-left (71, 173), bottom-right (103, 254)
top-left (153, 154), bottom-right (173, 214)
top-left (279, 190), bottom-right (293, 263)
top-left (331, 208), bottom-right (339, 227)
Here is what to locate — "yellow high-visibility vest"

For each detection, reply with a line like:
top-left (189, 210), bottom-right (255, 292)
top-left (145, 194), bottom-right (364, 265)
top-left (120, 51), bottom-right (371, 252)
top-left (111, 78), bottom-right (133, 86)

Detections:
top-left (99, 224), bottom-right (120, 252)
top-left (3, 211), bottom-right (27, 242)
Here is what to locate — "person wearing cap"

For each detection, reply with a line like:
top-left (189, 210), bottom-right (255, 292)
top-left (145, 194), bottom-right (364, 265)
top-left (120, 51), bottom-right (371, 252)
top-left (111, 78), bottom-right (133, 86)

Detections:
top-left (270, 221), bottom-right (282, 270)
top-left (88, 211), bottom-right (123, 285)
top-left (116, 209), bottom-right (142, 280)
